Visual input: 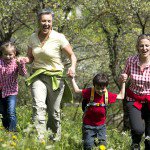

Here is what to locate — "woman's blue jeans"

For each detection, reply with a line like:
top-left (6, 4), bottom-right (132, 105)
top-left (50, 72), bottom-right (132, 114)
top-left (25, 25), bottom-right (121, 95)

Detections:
top-left (0, 94), bottom-right (17, 131)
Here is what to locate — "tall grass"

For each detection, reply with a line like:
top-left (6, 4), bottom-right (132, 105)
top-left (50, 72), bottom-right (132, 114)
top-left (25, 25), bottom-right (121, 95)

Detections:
top-left (0, 105), bottom-right (144, 150)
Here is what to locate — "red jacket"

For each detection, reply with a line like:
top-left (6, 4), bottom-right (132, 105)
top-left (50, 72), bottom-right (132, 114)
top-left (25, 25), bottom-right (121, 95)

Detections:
top-left (126, 88), bottom-right (150, 110)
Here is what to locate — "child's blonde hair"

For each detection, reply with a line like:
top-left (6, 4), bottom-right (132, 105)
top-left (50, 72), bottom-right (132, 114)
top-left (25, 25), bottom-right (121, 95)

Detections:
top-left (0, 41), bottom-right (19, 57)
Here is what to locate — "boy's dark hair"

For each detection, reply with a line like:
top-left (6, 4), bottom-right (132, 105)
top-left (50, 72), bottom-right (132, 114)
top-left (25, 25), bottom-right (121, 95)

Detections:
top-left (0, 41), bottom-right (20, 57)
top-left (93, 73), bottom-right (109, 87)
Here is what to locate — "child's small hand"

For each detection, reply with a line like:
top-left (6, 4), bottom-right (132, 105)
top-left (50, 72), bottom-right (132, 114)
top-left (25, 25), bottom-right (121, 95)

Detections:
top-left (17, 57), bottom-right (29, 64)
top-left (120, 73), bottom-right (128, 83)
top-left (16, 57), bottom-right (26, 65)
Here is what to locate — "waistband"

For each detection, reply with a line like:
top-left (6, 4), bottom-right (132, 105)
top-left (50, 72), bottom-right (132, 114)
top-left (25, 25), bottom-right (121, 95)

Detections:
top-left (126, 88), bottom-right (150, 110)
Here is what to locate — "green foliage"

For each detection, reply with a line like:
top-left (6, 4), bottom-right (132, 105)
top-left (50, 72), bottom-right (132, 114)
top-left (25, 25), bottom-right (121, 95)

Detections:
top-left (0, 105), bottom-right (145, 150)
top-left (0, 0), bottom-right (150, 139)
top-left (0, 0), bottom-right (37, 42)
top-left (1, 0), bottom-right (149, 89)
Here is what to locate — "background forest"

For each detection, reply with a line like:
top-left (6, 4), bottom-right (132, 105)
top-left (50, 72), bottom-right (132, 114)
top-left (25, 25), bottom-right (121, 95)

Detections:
top-left (0, 0), bottom-right (150, 149)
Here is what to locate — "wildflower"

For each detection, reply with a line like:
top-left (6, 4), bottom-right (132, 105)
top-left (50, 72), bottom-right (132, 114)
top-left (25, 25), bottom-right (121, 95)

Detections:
top-left (45, 145), bottom-right (55, 149)
top-left (40, 139), bottom-right (46, 145)
top-left (0, 126), bottom-right (4, 130)
top-left (99, 145), bottom-right (106, 150)
top-left (1, 143), bottom-right (7, 148)
top-left (0, 138), bottom-right (4, 142)
top-left (12, 135), bottom-right (17, 140)
top-left (121, 132), bottom-right (126, 135)
top-left (10, 141), bottom-right (16, 147)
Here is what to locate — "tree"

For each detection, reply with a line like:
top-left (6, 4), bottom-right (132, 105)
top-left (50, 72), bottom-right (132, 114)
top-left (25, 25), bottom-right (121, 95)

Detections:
top-left (0, 0), bottom-right (38, 43)
top-left (0, 0), bottom-right (149, 129)
top-left (64, 0), bottom-right (150, 130)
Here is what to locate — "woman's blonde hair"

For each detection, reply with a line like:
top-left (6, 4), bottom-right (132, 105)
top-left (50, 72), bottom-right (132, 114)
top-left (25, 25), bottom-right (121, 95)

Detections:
top-left (136, 34), bottom-right (150, 50)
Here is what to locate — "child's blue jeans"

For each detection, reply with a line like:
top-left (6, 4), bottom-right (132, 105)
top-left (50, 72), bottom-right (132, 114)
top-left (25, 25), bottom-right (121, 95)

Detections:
top-left (0, 94), bottom-right (17, 131)
top-left (82, 124), bottom-right (106, 150)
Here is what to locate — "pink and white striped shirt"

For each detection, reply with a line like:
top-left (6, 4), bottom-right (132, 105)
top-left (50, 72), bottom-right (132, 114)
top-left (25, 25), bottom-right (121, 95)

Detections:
top-left (123, 55), bottom-right (150, 101)
top-left (0, 58), bottom-right (27, 98)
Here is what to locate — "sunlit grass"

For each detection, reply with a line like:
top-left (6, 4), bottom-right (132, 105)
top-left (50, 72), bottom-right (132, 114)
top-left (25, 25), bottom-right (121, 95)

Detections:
top-left (0, 105), bottom-right (145, 150)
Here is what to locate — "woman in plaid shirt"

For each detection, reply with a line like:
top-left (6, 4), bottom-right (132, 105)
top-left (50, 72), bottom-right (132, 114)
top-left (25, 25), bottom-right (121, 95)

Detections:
top-left (122, 34), bottom-right (150, 150)
top-left (0, 42), bottom-right (27, 131)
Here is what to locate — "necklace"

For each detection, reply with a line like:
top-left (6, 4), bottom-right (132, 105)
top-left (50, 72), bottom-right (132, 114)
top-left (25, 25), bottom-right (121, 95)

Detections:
top-left (140, 58), bottom-right (150, 66)
top-left (38, 31), bottom-right (51, 48)
top-left (139, 57), bottom-right (150, 71)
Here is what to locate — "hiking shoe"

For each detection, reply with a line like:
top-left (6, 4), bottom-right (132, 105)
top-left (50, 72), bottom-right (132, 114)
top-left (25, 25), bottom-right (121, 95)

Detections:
top-left (131, 143), bottom-right (140, 150)
top-left (49, 134), bottom-right (61, 142)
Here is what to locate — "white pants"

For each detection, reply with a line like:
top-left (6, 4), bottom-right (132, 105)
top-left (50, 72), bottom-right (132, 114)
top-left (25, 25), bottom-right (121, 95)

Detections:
top-left (31, 74), bottom-right (65, 139)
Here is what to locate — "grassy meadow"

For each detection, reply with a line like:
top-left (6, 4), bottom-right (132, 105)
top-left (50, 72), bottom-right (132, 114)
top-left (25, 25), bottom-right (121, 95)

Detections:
top-left (0, 104), bottom-right (145, 150)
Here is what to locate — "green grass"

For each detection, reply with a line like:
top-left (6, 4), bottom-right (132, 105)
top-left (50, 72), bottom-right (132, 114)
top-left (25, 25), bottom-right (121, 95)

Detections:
top-left (0, 105), bottom-right (145, 150)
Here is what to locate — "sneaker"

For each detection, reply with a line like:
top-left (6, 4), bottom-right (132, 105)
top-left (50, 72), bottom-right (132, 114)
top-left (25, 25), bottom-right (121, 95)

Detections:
top-left (38, 134), bottom-right (44, 139)
top-left (49, 134), bottom-right (61, 142)
top-left (131, 143), bottom-right (140, 150)
top-left (37, 134), bottom-right (45, 142)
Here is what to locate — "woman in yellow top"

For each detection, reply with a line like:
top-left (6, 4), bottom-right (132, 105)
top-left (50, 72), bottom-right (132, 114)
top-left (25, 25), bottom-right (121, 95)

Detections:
top-left (24, 8), bottom-right (77, 141)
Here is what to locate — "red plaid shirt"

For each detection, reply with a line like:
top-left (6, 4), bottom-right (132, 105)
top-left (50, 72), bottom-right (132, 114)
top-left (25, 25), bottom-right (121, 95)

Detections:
top-left (0, 58), bottom-right (27, 98)
top-left (123, 55), bottom-right (150, 101)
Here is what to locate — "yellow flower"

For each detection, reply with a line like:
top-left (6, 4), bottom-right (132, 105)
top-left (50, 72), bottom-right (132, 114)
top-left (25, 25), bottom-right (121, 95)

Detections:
top-left (10, 141), bottom-right (16, 147)
top-left (40, 139), bottom-right (46, 145)
top-left (0, 138), bottom-right (4, 142)
top-left (0, 126), bottom-right (4, 130)
top-left (99, 145), bottom-right (106, 150)
top-left (12, 135), bottom-right (17, 140)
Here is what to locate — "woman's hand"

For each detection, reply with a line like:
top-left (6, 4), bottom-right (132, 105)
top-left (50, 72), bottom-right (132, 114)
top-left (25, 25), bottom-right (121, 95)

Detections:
top-left (67, 66), bottom-right (75, 77)
top-left (120, 73), bottom-right (128, 83)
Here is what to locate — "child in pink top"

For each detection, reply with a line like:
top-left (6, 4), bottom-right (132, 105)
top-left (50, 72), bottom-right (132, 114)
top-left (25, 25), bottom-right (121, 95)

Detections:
top-left (0, 41), bottom-right (27, 131)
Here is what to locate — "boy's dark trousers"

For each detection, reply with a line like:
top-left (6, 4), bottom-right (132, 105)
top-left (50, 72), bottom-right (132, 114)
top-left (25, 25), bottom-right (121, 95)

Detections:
top-left (82, 124), bottom-right (106, 150)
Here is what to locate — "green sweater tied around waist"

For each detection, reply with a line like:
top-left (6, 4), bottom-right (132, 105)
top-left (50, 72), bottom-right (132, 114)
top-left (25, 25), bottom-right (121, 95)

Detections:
top-left (25, 68), bottom-right (73, 103)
